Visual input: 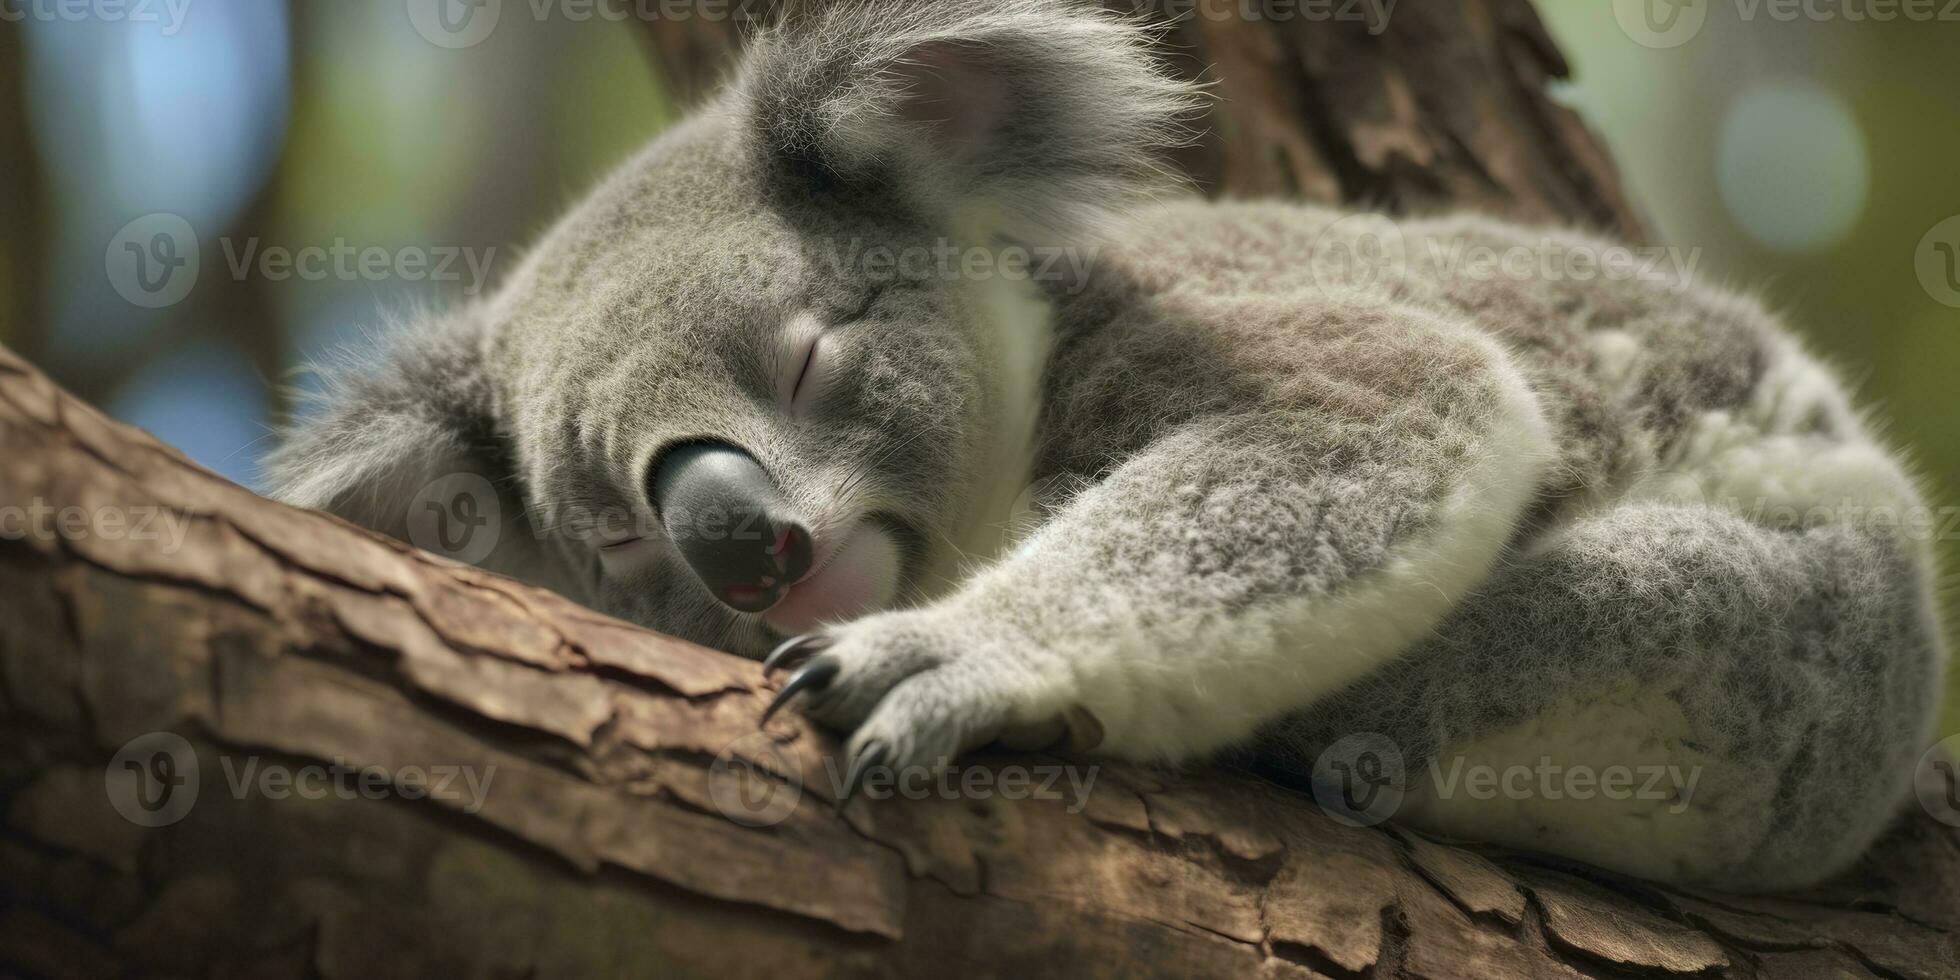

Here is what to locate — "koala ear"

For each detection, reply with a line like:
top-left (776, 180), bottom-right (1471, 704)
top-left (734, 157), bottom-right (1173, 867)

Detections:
top-left (266, 310), bottom-right (572, 593)
top-left (740, 0), bottom-right (1200, 243)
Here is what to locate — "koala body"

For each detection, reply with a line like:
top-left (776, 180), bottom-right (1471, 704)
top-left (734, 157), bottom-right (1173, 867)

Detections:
top-left (270, 1), bottom-right (1946, 891)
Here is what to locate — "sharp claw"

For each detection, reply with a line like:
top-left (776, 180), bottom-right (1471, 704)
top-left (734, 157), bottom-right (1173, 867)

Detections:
top-left (760, 658), bottom-right (839, 726)
top-left (762, 633), bottom-right (832, 675)
top-left (842, 740), bottom-right (889, 801)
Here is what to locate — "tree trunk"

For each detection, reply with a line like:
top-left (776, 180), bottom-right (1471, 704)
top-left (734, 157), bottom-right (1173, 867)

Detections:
top-left (642, 0), bottom-right (1646, 238)
top-left (3, 3), bottom-right (1956, 978)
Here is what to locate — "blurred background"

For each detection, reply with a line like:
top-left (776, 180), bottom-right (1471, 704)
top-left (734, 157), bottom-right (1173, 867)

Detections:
top-left (0, 1), bottom-right (1954, 730)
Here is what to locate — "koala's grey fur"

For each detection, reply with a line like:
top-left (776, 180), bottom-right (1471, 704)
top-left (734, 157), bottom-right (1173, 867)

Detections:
top-left (268, 0), bottom-right (1947, 891)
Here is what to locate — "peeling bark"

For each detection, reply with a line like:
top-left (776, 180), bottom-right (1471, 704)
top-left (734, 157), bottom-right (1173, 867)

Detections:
top-left (3, 2), bottom-right (1956, 977)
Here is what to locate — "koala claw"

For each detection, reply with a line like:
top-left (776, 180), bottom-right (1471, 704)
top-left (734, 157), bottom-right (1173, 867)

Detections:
top-left (760, 612), bottom-right (1069, 788)
top-left (840, 739), bottom-right (890, 801)
top-left (760, 658), bottom-right (840, 725)
top-left (762, 632), bottom-right (832, 675)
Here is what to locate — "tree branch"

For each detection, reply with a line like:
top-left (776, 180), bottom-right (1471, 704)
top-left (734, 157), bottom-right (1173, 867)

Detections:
top-left (1, 349), bottom-right (1955, 975)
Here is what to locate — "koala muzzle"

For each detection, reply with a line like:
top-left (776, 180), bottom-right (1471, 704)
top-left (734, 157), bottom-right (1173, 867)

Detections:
top-left (650, 442), bottom-right (814, 613)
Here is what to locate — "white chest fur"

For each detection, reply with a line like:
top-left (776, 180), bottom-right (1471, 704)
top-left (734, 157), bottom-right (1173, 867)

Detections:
top-left (920, 270), bottom-right (1055, 595)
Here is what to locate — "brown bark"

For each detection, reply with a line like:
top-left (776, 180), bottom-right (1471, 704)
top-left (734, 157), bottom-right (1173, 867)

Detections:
top-left (3, 3), bottom-right (1956, 978)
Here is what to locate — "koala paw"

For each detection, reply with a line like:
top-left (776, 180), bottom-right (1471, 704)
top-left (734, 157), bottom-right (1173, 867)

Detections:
top-left (758, 611), bottom-right (1064, 795)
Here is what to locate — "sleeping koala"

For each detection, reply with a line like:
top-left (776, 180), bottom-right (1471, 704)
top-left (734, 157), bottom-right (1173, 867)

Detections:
top-left (269, 0), bottom-right (1946, 891)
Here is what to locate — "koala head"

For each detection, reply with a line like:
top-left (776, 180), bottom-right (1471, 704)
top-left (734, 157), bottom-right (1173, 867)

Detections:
top-left (268, 0), bottom-right (1194, 657)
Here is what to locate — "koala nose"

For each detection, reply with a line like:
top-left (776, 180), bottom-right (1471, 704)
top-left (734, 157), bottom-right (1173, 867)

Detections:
top-left (650, 442), bottom-right (814, 613)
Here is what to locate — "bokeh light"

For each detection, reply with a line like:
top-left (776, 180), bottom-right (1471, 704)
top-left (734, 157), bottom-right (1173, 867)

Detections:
top-left (1717, 81), bottom-right (1870, 253)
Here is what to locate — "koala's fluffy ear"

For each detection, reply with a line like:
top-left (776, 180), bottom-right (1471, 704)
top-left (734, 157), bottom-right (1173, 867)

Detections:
top-left (265, 310), bottom-right (571, 593)
top-left (739, 0), bottom-right (1200, 243)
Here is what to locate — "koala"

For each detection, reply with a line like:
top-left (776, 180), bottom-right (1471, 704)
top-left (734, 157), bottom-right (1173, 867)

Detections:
top-left (269, 0), bottom-right (1946, 892)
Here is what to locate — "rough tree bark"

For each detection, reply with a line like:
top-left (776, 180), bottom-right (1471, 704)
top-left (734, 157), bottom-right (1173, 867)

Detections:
top-left (2, 2), bottom-right (1956, 978)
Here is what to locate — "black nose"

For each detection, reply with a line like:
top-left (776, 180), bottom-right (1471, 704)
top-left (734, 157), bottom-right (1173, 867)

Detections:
top-left (650, 442), bottom-right (813, 613)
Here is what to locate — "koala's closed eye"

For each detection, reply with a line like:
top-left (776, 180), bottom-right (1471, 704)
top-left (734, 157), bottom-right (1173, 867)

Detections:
top-left (777, 315), bottom-right (829, 416)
